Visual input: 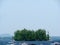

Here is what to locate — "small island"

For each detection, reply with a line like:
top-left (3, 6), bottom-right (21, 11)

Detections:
top-left (13, 28), bottom-right (51, 45)
top-left (14, 28), bottom-right (49, 41)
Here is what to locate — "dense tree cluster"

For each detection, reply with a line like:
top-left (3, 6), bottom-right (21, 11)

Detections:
top-left (14, 28), bottom-right (49, 41)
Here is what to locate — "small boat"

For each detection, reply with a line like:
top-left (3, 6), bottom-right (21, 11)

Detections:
top-left (21, 42), bottom-right (28, 45)
top-left (6, 42), bottom-right (15, 45)
top-left (51, 42), bottom-right (60, 45)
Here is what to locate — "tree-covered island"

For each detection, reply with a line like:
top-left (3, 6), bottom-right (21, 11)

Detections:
top-left (14, 28), bottom-right (49, 41)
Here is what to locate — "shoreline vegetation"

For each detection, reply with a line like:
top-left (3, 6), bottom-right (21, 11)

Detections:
top-left (13, 28), bottom-right (49, 41)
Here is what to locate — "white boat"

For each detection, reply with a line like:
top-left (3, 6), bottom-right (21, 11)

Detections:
top-left (6, 42), bottom-right (15, 45)
top-left (21, 42), bottom-right (28, 45)
top-left (51, 42), bottom-right (60, 45)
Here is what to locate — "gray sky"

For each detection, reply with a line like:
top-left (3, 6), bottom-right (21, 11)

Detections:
top-left (0, 0), bottom-right (60, 36)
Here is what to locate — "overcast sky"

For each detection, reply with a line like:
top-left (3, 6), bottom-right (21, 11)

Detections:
top-left (0, 0), bottom-right (60, 36)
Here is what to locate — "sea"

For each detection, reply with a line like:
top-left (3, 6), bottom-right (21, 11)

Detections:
top-left (0, 36), bottom-right (12, 45)
top-left (0, 36), bottom-right (60, 45)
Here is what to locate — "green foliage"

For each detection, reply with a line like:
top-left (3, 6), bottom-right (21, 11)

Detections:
top-left (35, 29), bottom-right (47, 41)
top-left (14, 28), bottom-right (49, 41)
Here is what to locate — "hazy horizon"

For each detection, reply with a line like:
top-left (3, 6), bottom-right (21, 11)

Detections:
top-left (0, 0), bottom-right (60, 36)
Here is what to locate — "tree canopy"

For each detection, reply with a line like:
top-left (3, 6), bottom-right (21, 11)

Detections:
top-left (14, 28), bottom-right (49, 41)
